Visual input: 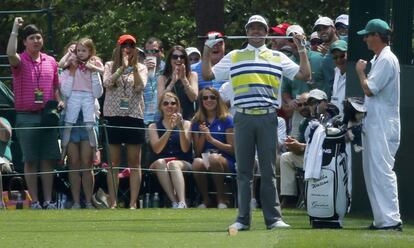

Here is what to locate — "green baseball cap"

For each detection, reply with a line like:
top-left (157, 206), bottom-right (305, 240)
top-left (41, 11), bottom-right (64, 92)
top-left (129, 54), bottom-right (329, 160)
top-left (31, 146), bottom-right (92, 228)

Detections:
top-left (357, 19), bottom-right (391, 35)
top-left (330, 40), bottom-right (348, 52)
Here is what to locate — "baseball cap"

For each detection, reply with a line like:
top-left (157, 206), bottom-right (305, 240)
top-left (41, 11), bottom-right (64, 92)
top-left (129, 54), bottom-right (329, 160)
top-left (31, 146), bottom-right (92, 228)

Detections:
top-left (330, 40), bottom-right (348, 52)
top-left (286, 24), bottom-right (305, 36)
top-left (310, 31), bottom-right (319, 40)
top-left (206, 31), bottom-right (224, 39)
top-left (308, 89), bottom-right (328, 101)
top-left (271, 23), bottom-right (290, 35)
top-left (347, 97), bottom-right (366, 113)
top-left (185, 47), bottom-right (201, 57)
top-left (357, 19), bottom-right (391, 35)
top-left (245, 15), bottom-right (268, 31)
top-left (280, 45), bottom-right (294, 53)
top-left (335, 14), bottom-right (349, 27)
top-left (117, 34), bottom-right (136, 45)
top-left (313, 16), bottom-right (335, 30)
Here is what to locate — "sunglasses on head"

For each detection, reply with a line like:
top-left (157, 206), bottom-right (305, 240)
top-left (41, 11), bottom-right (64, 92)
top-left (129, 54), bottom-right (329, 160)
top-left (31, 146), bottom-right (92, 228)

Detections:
top-left (162, 101), bottom-right (177, 106)
top-left (202, 95), bottom-right (217, 101)
top-left (171, 54), bottom-right (186, 60)
top-left (121, 42), bottom-right (135, 49)
top-left (332, 54), bottom-right (346, 60)
top-left (145, 49), bottom-right (160, 54)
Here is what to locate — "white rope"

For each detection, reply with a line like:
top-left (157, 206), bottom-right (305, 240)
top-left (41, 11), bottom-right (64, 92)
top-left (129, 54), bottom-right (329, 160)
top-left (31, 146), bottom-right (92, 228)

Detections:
top-left (2, 166), bottom-right (263, 177)
top-left (7, 123), bottom-right (234, 135)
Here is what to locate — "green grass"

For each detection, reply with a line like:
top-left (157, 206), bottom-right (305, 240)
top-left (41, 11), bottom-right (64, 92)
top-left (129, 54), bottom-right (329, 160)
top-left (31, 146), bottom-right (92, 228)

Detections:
top-left (0, 209), bottom-right (413, 248)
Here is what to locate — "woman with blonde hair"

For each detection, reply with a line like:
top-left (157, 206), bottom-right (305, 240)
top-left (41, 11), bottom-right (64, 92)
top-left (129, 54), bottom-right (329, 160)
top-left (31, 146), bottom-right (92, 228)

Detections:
top-left (191, 87), bottom-right (235, 208)
top-left (148, 92), bottom-right (192, 208)
top-left (103, 34), bottom-right (147, 209)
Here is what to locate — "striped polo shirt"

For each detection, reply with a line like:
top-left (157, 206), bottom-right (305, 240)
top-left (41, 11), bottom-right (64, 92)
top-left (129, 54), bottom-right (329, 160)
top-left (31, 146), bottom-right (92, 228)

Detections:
top-left (11, 51), bottom-right (59, 112)
top-left (213, 44), bottom-right (299, 109)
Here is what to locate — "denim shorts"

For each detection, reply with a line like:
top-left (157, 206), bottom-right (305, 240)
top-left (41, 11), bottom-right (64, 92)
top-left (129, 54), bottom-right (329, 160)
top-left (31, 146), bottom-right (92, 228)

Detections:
top-left (60, 112), bottom-right (99, 143)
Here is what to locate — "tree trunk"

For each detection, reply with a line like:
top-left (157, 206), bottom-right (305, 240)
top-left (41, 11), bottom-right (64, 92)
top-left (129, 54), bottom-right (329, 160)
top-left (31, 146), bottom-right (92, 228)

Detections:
top-left (195, 0), bottom-right (224, 50)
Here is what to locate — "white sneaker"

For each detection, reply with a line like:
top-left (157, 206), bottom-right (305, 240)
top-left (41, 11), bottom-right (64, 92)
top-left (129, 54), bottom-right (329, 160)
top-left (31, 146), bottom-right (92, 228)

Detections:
top-left (43, 201), bottom-right (57, 210)
top-left (71, 203), bottom-right (81, 209)
top-left (172, 202), bottom-right (179, 208)
top-left (217, 203), bottom-right (228, 209)
top-left (31, 201), bottom-right (43, 210)
top-left (85, 203), bottom-right (94, 209)
top-left (177, 201), bottom-right (187, 209)
top-left (267, 220), bottom-right (291, 229)
top-left (197, 203), bottom-right (207, 208)
top-left (228, 222), bottom-right (249, 236)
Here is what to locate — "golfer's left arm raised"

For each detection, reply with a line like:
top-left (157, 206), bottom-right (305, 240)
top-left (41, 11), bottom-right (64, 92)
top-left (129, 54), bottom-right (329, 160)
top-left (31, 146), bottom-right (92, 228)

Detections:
top-left (292, 34), bottom-right (311, 81)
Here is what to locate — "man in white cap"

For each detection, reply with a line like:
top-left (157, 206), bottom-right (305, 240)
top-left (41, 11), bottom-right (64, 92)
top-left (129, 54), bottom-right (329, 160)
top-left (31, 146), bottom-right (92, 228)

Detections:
top-left (281, 24), bottom-right (328, 140)
top-left (313, 16), bottom-right (339, 96)
top-left (335, 14), bottom-right (349, 42)
top-left (185, 47), bottom-right (201, 65)
top-left (356, 19), bottom-right (402, 231)
top-left (202, 14), bottom-right (311, 233)
top-left (193, 31), bottom-right (227, 91)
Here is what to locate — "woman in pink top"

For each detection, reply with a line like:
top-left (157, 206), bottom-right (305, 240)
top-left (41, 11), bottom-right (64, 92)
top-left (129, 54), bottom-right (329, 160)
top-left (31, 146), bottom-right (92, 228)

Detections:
top-left (103, 34), bottom-right (147, 209)
top-left (7, 17), bottom-right (63, 209)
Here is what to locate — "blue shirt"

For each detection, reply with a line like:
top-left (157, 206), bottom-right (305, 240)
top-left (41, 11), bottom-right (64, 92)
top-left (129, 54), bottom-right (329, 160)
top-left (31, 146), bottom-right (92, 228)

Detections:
top-left (143, 61), bottom-right (165, 125)
top-left (154, 119), bottom-right (193, 163)
top-left (191, 116), bottom-right (235, 163)
top-left (191, 61), bottom-right (226, 91)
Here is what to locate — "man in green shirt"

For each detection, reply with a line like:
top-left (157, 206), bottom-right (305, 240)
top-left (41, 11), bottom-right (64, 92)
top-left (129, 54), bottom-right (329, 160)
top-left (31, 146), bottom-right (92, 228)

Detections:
top-left (281, 25), bottom-right (327, 139)
top-left (0, 117), bottom-right (13, 209)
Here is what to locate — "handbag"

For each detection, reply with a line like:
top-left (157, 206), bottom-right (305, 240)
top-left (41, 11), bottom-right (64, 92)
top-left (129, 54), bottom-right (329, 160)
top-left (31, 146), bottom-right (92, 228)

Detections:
top-left (2, 176), bottom-right (32, 209)
top-left (41, 100), bottom-right (61, 126)
top-left (91, 72), bottom-right (103, 98)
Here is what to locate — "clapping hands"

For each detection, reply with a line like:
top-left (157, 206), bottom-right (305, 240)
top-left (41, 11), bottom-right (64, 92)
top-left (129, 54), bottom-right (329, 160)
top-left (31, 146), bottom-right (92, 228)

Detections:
top-left (199, 122), bottom-right (212, 141)
top-left (170, 113), bottom-right (184, 130)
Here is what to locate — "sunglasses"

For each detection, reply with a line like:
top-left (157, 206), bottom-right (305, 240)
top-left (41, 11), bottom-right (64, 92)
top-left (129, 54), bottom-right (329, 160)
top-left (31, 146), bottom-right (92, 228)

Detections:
top-left (171, 54), bottom-right (186, 60)
top-left (310, 39), bottom-right (323, 46)
top-left (145, 49), bottom-right (160, 54)
top-left (162, 101), bottom-right (177, 106)
top-left (297, 102), bottom-right (308, 107)
top-left (332, 54), bottom-right (346, 60)
top-left (308, 99), bottom-right (321, 106)
top-left (121, 43), bottom-right (135, 49)
top-left (202, 95), bottom-right (217, 101)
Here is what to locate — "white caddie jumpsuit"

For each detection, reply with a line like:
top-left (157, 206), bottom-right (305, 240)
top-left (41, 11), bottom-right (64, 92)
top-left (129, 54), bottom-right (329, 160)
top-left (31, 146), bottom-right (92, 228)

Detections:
top-left (362, 46), bottom-right (402, 227)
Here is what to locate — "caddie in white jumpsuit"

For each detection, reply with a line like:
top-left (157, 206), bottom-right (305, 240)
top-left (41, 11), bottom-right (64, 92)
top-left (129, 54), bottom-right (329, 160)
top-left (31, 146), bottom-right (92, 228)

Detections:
top-left (356, 19), bottom-right (402, 230)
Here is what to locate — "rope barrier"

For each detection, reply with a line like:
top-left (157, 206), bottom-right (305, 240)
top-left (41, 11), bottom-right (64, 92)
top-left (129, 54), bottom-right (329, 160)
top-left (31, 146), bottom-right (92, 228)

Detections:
top-left (2, 165), bottom-right (264, 178)
top-left (6, 123), bottom-right (234, 135)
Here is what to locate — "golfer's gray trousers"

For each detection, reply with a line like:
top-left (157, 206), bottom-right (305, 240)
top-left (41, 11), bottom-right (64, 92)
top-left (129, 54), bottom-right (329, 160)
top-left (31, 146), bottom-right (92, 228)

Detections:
top-left (234, 111), bottom-right (282, 227)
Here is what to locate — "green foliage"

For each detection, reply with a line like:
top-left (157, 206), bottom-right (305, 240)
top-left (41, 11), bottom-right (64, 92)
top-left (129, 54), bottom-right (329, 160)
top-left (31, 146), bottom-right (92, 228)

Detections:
top-left (0, 0), bottom-right (348, 62)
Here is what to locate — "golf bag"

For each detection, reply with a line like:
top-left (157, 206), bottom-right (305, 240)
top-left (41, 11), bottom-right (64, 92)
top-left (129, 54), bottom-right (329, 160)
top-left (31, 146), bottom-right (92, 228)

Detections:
top-left (305, 125), bottom-right (351, 228)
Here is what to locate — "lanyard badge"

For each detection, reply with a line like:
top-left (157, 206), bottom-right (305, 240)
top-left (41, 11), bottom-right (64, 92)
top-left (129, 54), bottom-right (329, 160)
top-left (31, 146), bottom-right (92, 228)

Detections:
top-left (120, 97), bottom-right (129, 110)
top-left (34, 88), bottom-right (44, 103)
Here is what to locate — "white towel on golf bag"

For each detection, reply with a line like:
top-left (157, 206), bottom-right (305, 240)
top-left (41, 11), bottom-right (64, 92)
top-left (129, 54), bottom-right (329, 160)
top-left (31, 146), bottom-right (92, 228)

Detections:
top-left (304, 124), bottom-right (326, 180)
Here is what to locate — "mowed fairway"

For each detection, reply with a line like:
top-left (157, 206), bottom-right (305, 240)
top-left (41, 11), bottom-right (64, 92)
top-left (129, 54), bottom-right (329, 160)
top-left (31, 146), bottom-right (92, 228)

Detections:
top-left (0, 209), bottom-right (413, 247)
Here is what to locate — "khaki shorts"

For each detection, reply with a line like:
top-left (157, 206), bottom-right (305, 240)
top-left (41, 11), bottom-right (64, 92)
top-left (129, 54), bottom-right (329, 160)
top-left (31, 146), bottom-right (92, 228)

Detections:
top-left (0, 158), bottom-right (12, 174)
top-left (15, 112), bottom-right (61, 162)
